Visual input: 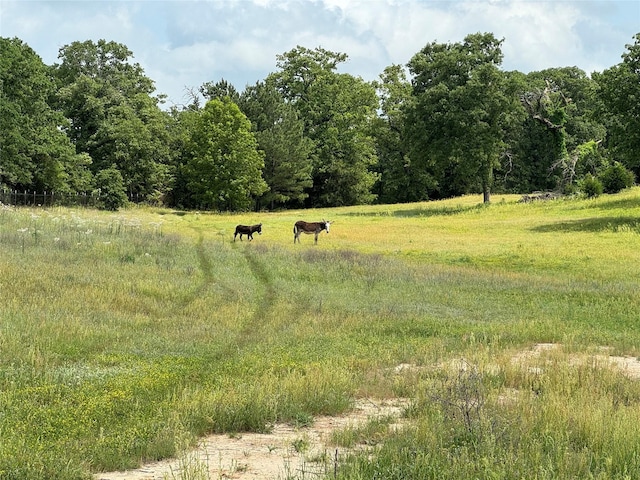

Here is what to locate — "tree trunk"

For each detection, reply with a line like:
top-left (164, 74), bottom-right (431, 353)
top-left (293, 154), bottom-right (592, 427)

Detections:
top-left (482, 156), bottom-right (492, 204)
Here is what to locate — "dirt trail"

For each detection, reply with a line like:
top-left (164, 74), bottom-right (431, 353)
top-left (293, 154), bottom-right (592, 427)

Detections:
top-left (95, 345), bottom-right (640, 479)
top-left (95, 398), bottom-right (408, 480)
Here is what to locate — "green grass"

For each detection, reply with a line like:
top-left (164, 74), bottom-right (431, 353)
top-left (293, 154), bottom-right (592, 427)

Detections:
top-left (1, 190), bottom-right (640, 478)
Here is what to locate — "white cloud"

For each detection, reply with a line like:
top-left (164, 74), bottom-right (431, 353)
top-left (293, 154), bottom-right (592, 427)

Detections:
top-left (1, 0), bottom-right (637, 105)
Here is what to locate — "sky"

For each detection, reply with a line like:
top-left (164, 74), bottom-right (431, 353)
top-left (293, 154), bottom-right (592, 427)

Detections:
top-left (1, 0), bottom-right (638, 108)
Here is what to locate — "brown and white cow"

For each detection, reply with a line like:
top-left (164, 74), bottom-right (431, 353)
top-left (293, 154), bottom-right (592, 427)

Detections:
top-left (234, 223), bottom-right (262, 241)
top-left (293, 220), bottom-right (331, 244)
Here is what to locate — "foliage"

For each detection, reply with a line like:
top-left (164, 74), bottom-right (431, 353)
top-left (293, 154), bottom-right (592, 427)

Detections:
top-left (2, 33), bottom-right (638, 210)
top-left (53, 39), bottom-right (174, 200)
top-left (581, 173), bottom-right (603, 198)
top-left (0, 37), bottom-right (92, 193)
top-left (200, 78), bottom-right (240, 103)
top-left (594, 33), bottom-right (640, 175)
top-left (511, 67), bottom-right (606, 194)
top-left (406, 33), bottom-right (523, 203)
top-left (272, 46), bottom-right (379, 207)
top-left (239, 79), bottom-right (314, 209)
top-left (573, 139), bottom-right (607, 178)
top-left (93, 165), bottom-right (129, 210)
top-left (181, 98), bottom-right (267, 210)
top-left (600, 162), bottom-right (635, 194)
top-left (372, 65), bottom-right (427, 204)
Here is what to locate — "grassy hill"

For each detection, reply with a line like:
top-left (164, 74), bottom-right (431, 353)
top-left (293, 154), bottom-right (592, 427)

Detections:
top-left (1, 190), bottom-right (640, 479)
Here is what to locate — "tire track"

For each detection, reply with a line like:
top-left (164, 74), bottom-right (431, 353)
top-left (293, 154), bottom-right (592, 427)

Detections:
top-left (164, 227), bottom-right (242, 321)
top-left (234, 244), bottom-right (278, 346)
top-left (170, 230), bottom-right (279, 352)
top-left (165, 229), bottom-right (218, 315)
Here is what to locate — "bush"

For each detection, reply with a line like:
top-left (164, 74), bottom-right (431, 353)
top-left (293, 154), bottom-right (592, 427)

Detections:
top-left (93, 166), bottom-right (128, 211)
top-left (599, 162), bottom-right (635, 194)
top-left (581, 174), bottom-right (603, 198)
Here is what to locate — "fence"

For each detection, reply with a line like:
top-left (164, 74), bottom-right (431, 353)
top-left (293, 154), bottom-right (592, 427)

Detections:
top-left (0, 190), bottom-right (143, 208)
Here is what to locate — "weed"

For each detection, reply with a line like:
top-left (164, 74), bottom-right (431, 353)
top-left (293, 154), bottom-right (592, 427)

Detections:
top-left (430, 360), bottom-right (487, 444)
top-left (293, 412), bottom-right (314, 428)
top-left (291, 436), bottom-right (310, 454)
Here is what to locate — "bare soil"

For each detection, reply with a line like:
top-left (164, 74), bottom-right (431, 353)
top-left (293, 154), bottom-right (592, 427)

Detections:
top-left (95, 398), bottom-right (408, 480)
top-left (510, 343), bottom-right (640, 379)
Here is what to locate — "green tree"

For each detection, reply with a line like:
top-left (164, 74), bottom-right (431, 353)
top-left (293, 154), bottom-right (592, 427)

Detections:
top-left (53, 40), bottom-right (173, 201)
top-left (512, 67), bottom-right (605, 193)
top-left (518, 79), bottom-right (571, 191)
top-left (0, 37), bottom-right (92, 193)
top-left (594, 33), bottom-right (640, 175)
top-left (200, 78), bottom-right (240, 103)
top-left (272, 46), bottom-right (379, 207)
top-left (407, 33), bottom-right (521, 203)
top-left (182, 98), bottom-right (267, 211)
top-left (93, 165), bottom-right (128, 211)
top-left (239, 80), bottom-right (313, 209)
top-left (573, 140), bottom-right (607, 179)
top-left (372, 64), bottom-right (431, 203)
top-left (166, 106), bottom-right (200, 208)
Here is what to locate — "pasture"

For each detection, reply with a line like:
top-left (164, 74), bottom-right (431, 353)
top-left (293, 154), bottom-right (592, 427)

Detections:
top-left (1, 190), bottom-right (640, 479)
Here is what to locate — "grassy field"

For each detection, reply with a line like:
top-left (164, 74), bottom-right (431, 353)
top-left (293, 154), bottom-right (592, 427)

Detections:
top-left (1, 190), bottom-right (640, 479)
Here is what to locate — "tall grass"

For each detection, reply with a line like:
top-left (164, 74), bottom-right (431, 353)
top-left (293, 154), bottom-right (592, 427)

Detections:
top-left (1, 190), bottom-right (640, 478)
top-left (335, 355), bottom-right (640, 479)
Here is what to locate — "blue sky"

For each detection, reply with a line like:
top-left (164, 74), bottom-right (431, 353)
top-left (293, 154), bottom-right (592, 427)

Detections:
top-left (1, 0), bottom-right (638, 108)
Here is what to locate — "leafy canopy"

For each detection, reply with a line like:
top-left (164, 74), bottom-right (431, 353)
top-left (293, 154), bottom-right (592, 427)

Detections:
top-left (183, 98), bottom-right (267, 211)
top-left (407, 33), bottom-right (522, 202)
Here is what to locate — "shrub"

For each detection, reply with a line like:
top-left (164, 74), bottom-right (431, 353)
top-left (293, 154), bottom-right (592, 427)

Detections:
top-left (581, 174), bottom-right (603, 198)
top-left (599, 162), bottom-right (635, 194)
top-left (93, 166), bottom-right (128, 211)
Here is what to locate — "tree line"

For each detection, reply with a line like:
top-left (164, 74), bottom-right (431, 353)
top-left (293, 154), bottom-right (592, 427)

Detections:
top-left (1, 33), bottom-right (638, 211)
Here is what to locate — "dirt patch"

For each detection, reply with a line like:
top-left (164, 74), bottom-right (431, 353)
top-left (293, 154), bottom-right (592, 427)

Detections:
top-left (96, 345), bottom-right (640, 480)
top-left (511, 343), bottom-right (640, 379)
top-left (95, 398), bottom-right (408, 480)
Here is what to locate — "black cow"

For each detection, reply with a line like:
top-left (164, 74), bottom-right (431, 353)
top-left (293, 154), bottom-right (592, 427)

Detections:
top-left (234, 223), bottom-right (262, 241)
top-left (293, 220), bottom-right (331, 244)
